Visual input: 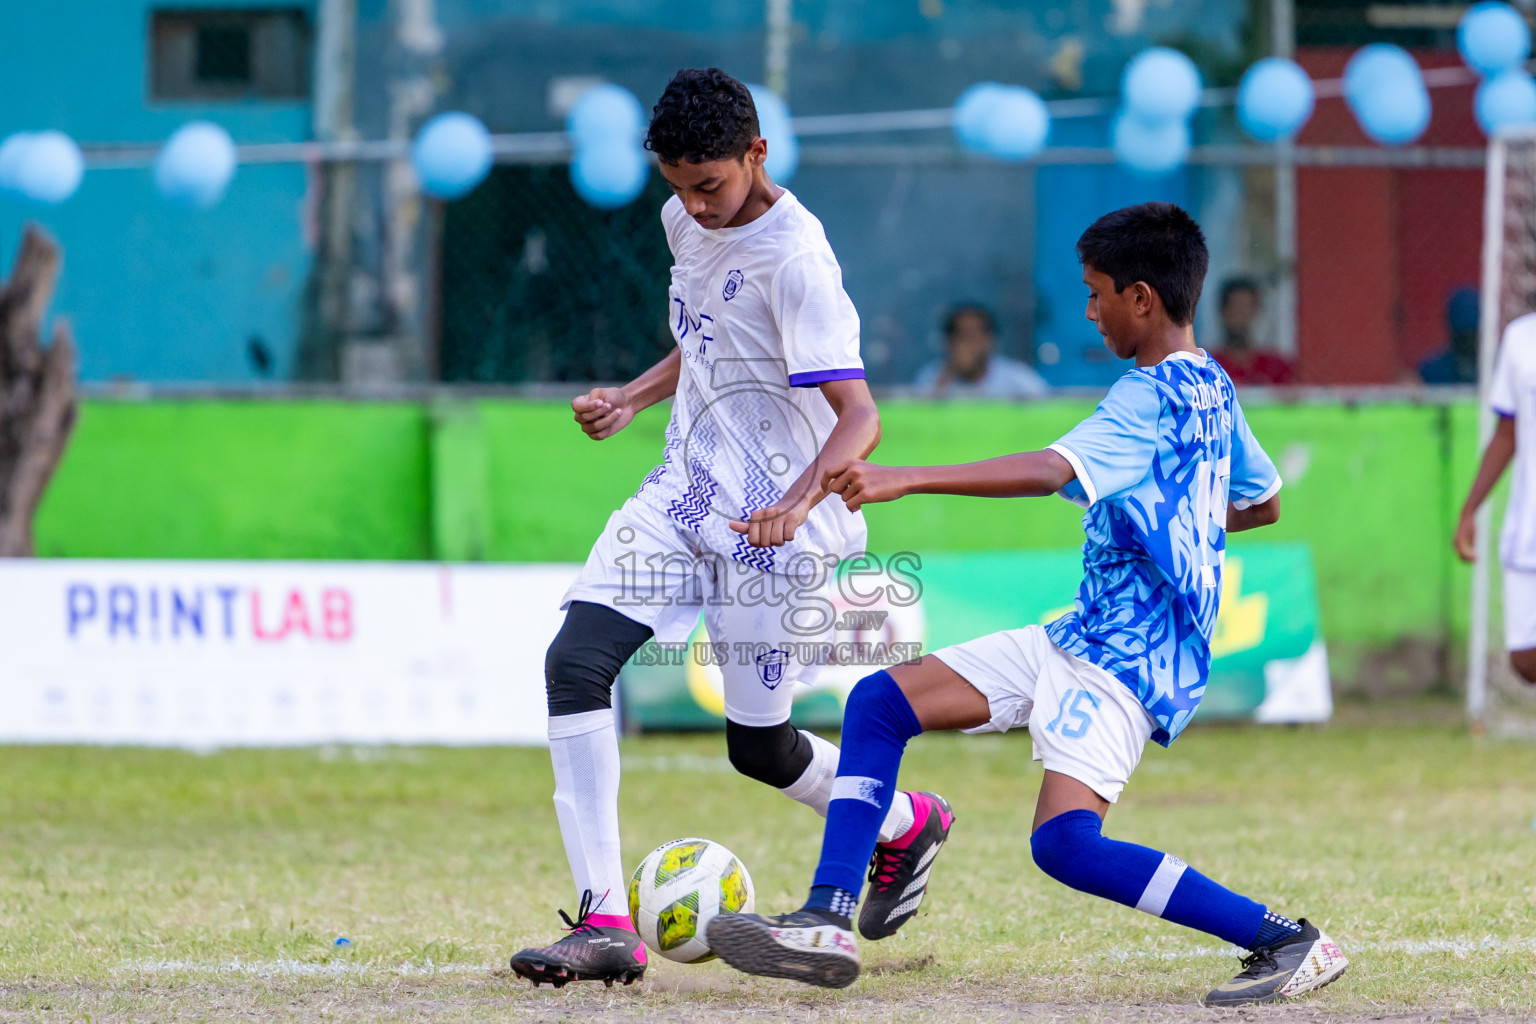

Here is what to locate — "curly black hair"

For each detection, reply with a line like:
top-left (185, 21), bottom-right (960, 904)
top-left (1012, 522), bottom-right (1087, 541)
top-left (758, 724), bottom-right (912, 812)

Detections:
top-left (1076, 202), bottom-right (1209, 327)
top-left (644, 68), bottom-right (759, 164)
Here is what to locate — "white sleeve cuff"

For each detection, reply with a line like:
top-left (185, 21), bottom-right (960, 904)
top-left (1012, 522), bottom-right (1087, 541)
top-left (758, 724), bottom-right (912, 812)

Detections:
top-left (1047, 443), bottom-right (1097, 506)
top-left (1231, 476), bottom-right (1282, 511)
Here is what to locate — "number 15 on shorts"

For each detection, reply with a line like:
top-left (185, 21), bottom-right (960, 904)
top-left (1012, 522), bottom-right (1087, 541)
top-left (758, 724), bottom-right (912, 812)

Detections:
top-left (1045, 688), bottom-right (1102, 739)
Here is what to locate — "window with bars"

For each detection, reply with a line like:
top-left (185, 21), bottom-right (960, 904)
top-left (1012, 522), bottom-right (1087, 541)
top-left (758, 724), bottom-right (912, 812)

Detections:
top-left (150, 8), bottom-right (311, 101)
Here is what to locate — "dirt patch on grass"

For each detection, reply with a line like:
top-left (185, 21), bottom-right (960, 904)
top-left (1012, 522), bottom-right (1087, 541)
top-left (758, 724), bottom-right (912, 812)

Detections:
top-left (2, 977), bottom-right (1526, 1024)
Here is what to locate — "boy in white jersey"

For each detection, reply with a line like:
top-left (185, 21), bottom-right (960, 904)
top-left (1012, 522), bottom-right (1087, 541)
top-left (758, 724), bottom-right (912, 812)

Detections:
top-left (709, 203), bottom-right (1349, 1006)
top-left (1456, 312), bottom-right (1536, 683)
top-left (511, 69), bottom-right (953, 989)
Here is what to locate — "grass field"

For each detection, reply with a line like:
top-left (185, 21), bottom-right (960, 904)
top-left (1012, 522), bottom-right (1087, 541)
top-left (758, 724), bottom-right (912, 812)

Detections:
top-left (1, 714), bottom-right (1533, 1022)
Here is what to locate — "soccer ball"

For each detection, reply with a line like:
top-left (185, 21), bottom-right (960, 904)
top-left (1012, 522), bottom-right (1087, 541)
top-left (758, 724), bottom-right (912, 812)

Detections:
top-left (628, 837), bottom-right (755, 963)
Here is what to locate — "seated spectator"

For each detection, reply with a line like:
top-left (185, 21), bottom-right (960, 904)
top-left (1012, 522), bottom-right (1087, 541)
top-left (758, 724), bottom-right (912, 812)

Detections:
top-left (1210, 278), bottom-right (1295, 385)
top-left (1420, 287), bottom-right (1480, 386)
top-left (914, 304), bottom-right (1049, 399)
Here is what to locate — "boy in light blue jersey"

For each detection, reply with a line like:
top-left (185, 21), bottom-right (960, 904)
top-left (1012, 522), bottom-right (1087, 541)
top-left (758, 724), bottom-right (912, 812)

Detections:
top-left (707, 203), bottom-right (1350, 1006)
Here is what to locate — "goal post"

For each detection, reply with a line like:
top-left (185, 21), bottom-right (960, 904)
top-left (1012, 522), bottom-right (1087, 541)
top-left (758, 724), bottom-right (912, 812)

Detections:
top-left (1469, 127), bottom-right (1536, 734)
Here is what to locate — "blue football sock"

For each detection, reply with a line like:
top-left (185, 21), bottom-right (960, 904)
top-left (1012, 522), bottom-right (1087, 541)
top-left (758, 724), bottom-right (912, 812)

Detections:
top-left (805, 671), bottom-right (922, 904)
top-left (1031, 809), bottom-right (1275, 950)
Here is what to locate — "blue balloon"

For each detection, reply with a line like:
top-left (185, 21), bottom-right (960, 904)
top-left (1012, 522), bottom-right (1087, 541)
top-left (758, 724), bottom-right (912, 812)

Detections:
top-left (748, 84), bottom-right (798, 183)
top-left (155, 122), bottom-right (238, 209)
top-left (954, 82), bottom-right (1010, 151)
top-left (981, 87), bottom-right (1050, 161)
top-left (12, 130), bottom-right (83, 204)
top-left (1344, 45), bottom-right (1431, 145)
top-left (1123, 48), bottom-right (1203, 124)
top-left (1113, 112), bottom-right (1189, 175)
top-left (0, 133), bottom-right (35, 194)
top-left (411, 112), bottom-right (493, 201)
top-left (1459, 1), bottom-right (1531, 77)
top-left (1237, 57), bottom-right (1315, 142)
top-left (566, 84), bottom-right (644, 148)
top-left (571, 139), bottom-right (649, 209)
top-left (1344, 44), bottom-right (1420, 106)
top-left (953, 83), bottom-right (1050, 160)
top-left (1477, 69), bottom-right (1536, 134)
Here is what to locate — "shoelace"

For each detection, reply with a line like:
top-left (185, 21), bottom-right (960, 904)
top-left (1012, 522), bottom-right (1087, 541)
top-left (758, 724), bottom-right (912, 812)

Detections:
top-left (1234, 946), bottom-right (1278, 978)
top-left (867, 845), bottom-right (907, 891)
top-left (556, 888), bottom-right (607, 935)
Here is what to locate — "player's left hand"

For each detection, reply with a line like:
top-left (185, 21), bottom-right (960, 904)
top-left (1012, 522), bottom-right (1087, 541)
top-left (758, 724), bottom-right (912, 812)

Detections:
top-left (729, 499), bottom-right (809, 548)
top-left (1454, 511), bottom-right (1477, 563)
top-left (824, 459), bottom-right (909, 512)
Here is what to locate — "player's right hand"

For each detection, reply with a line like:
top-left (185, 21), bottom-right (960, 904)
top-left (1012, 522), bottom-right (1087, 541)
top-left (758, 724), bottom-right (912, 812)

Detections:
top-left (572, 386), bottom-right (634, 440)
top-left (1454, 512), bottom-right (1477, 563)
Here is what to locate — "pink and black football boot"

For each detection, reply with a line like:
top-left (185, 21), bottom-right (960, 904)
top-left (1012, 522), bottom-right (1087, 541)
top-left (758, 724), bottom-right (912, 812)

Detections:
top-left (510, 889), bottom-right (646, 989)
top-left (857, 791), bottom-right (955, 940)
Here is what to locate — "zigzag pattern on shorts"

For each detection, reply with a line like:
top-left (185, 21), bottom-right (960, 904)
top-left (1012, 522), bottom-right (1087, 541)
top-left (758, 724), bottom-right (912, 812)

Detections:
top-left (720, 393), bottom-right (785, 521)
top-left (637, 422), bottom-right (682, 498)
top-left (667, 415), bottom-right (720, 534)
top-left (731, 530), bottom-right (776, 573)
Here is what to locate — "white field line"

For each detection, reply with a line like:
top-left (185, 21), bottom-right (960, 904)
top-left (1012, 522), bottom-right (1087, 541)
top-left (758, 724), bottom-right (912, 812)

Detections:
top-left (115, 958), bottom-right (489, 977)
top-left (1101, 936), bottom-right (1536, 962)
top-left (114, 937), bottom-right (1536, 978)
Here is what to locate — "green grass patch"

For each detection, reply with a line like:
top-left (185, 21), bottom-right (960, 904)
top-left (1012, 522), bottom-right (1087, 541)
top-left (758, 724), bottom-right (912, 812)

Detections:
top-left (0, 725), bottom-right (1532, 1021)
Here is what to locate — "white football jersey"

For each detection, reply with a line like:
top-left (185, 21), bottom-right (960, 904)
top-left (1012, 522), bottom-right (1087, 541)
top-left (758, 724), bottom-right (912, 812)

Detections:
top-left (1490, 313), bottom-right (1536, 569)
top-left (631, 190), bottom-right (869, 574)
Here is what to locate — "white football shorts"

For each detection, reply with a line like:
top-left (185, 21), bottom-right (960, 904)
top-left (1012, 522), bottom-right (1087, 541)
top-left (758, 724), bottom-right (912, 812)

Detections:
top-left (1504, 565), bottom-right (1536, 652)
top-left (931, 624), bottom-right (1155, 802)
top-left (561, 497), bottom-right (841, 727)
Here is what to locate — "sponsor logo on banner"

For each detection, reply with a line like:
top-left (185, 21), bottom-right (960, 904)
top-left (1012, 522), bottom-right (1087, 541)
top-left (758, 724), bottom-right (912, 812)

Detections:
top-left (64, 580), bottom-right (354, 644)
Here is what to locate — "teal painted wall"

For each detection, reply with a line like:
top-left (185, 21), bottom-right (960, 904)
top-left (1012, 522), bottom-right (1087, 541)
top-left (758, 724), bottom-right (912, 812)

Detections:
top-left (0, 3), bottom-right (315, 383)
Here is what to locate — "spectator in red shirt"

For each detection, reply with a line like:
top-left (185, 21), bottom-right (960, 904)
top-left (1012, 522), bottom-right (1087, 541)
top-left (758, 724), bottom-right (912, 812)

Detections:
top-left (1211, 278), bottom-right (1295, 385)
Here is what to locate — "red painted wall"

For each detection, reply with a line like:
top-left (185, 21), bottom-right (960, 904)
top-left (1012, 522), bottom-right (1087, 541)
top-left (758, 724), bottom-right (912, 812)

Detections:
top-left (1294, 48), bottom-right (1483, 384)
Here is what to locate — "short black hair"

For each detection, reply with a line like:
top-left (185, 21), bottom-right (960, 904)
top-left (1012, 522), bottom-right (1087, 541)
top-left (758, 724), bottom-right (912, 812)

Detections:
top-left (644, 68), bottom-right (759, 164)
top-left (943, 304), bottom-right (998, 339)
top-left (1075, 202), bottom-right (1209, 327)
top-left (1219, 277), bottom-right (1261, 309)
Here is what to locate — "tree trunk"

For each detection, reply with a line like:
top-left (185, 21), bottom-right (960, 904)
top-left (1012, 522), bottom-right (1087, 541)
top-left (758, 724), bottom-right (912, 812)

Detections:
top-left (0, 225), bottom-right (77, 557)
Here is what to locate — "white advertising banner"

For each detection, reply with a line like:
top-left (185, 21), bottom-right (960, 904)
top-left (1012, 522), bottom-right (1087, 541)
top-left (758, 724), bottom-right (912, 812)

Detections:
top-left (0, 560), bottom-right (579, 747)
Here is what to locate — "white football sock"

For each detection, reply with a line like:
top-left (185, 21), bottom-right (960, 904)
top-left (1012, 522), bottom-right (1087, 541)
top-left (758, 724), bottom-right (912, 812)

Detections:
top-left (778, 729), bottom-right (916, 842)
top-left (548, 708), bottom-right (628, 918)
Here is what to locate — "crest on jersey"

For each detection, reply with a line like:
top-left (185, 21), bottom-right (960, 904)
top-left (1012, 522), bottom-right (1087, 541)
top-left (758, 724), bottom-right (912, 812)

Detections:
top-left (723, 269), bottom-right (744, 301)
top-left (755, 647), bottom-right (789, 688)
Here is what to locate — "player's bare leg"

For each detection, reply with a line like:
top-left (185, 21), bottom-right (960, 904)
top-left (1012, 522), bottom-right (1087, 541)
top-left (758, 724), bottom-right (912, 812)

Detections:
top-left (1509, 647), bottom-right (1536, 684)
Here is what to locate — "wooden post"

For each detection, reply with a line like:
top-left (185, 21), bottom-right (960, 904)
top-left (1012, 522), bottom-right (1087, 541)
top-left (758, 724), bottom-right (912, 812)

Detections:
top-left (0, 225), bottom-right (77, 557)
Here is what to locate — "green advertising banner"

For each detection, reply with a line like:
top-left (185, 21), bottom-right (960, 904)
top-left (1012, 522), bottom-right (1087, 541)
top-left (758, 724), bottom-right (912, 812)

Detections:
top-left (619, 542), bottom-right (1329, 732)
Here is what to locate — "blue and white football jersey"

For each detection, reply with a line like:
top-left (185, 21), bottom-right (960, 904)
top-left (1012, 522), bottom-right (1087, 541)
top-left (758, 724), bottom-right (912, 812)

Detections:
top-left (1043, 351), bottom-right (1280, 746)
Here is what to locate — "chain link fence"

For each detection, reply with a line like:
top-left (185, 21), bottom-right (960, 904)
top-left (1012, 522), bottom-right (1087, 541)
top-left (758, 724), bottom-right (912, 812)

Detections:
top-left (419, 148), bottom-right (1487, 390)
top-left (439, 165), bottom-right (675, 385)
